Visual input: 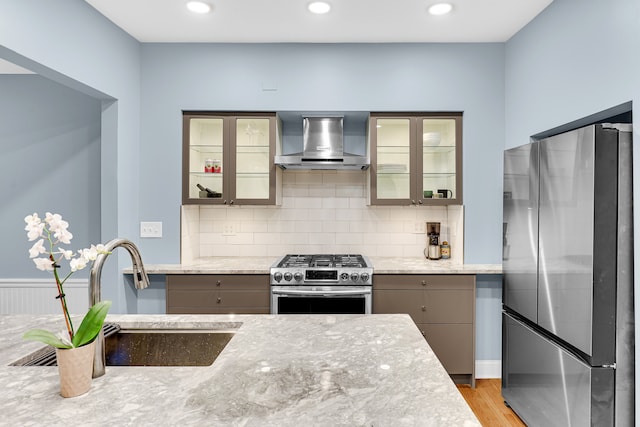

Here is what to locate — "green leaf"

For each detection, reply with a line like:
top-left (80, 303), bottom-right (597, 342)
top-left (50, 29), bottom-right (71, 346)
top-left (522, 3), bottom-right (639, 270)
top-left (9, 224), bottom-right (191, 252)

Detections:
top-left (72, 300), bottom-right (112, 348)
top-left (23, 329), bottom-right (71, 349)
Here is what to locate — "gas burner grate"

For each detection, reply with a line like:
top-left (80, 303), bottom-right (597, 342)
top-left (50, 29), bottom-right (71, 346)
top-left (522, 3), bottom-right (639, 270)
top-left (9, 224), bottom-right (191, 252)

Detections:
top-left (276, 254), bottom-right (370, 269)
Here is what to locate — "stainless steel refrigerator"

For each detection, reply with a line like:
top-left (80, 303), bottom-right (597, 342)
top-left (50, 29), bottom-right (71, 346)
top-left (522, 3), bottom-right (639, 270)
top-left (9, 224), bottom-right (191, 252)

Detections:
top-left (502, 123), bottom-right (634, 426)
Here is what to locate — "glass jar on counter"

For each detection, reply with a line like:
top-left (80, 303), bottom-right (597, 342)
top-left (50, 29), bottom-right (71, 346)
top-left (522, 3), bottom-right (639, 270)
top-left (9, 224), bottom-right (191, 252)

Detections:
top-left (440, 241), bottom-right (450, 259)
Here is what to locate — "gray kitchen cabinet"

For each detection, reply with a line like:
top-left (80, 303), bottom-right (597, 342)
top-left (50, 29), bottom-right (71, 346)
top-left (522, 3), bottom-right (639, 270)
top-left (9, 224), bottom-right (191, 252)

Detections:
top-left (372, 274), bottom-right (475, 386)
top-left (368, 113), bottom-right (462, 206)
top-left (182, 112), bottom-right (280, 205)
top-left (166, 274), bottom-right (270, 314)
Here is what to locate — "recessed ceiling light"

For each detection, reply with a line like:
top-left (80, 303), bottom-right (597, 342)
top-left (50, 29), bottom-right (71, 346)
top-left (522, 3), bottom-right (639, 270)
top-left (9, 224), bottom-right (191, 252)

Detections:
top-left (428, 3), bottom-right (453, 16)
top-left (186, 1), bottom-right (211, 14)
top-left (308, 1), bottom-right (331, 14)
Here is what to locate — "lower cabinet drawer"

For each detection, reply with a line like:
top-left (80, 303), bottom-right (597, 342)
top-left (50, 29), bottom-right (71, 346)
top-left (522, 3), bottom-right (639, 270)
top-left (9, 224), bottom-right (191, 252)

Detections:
top-left (372, 289), bottom-right (423, 323)
top-left (218, 290), bottom-right (270, 308)
top-left (166, 274), bottom-right (270, 314)
top-left (419, 323), bottom-right (474, 374)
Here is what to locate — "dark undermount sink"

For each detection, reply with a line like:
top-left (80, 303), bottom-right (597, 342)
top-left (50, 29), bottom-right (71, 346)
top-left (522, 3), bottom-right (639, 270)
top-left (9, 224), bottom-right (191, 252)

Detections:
top-left (10, 323), bottom-right (237, 367)
top-left (105, 328), bottom-right (235, 366)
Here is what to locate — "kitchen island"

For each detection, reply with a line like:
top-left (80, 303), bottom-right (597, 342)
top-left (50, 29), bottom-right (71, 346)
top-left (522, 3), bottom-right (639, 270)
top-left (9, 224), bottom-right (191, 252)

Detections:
top-left (1, 313), bottom-right (480, 426)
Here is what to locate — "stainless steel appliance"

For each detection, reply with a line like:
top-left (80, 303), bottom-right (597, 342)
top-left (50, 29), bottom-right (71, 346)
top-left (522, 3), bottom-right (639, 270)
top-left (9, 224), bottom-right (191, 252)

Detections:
top-left (426, 222), bottom-right (441, 260)
top-left (274, 116), bottom-right (370, 170)
top-left (270, 254), bottom-right (373, 314)
top-left (502, 123), bottom-right (634, 426)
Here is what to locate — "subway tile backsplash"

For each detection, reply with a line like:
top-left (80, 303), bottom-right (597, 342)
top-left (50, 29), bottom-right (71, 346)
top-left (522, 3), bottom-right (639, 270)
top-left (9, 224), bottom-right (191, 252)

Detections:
top-left (181, 171), bottom-right (464, 263)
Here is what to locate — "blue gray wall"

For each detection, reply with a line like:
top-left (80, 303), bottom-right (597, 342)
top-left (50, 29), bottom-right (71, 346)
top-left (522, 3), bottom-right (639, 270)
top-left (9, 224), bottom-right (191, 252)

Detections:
top-left (0, 75), bottom-right (101, 276)
top-left (138, 43), bottom-right (506, 266)
top-left (0, 0), bottom-right (142, 311)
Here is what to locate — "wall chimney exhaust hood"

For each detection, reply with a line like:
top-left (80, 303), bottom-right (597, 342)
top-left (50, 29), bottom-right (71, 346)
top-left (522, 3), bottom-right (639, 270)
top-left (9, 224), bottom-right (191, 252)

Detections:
top-left (275, 116), bottom-right (370, 170)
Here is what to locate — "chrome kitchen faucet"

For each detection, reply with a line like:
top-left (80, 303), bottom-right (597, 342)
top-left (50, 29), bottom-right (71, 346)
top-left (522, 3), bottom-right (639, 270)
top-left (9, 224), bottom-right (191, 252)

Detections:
top-left (89, 238), bottom-right (150, 378)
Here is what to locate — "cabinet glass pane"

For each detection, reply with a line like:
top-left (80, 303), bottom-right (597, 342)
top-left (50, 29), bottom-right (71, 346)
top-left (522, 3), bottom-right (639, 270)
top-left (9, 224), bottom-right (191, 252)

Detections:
top-left (423, 118), bottom-right (456, 199)
top-left (377, 119), bottom-right (411, 199)
top-left (189, 118), bottom-right (224, 200)
top-left (236, 118), bottom-right (270, 199)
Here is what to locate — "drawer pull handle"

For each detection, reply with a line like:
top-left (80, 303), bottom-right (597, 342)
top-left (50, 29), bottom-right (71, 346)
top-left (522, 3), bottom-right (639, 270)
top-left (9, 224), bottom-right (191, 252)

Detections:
top-left (217, 297), bottom-right (221, 303)
top-left (216, 280), bottom-right (221, 286)
top-left (421, 280), bottom-right (426, 286)
top-left (421, 305), bottom-right (426, 311)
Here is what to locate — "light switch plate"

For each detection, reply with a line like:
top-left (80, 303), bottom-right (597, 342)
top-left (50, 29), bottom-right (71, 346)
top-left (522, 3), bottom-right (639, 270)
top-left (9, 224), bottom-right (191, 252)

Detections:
top-left (140, 221), bottom-right (162, 238)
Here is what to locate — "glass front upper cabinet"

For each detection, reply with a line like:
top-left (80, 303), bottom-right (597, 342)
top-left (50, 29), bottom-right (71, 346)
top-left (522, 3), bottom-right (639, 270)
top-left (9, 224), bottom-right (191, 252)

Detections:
top-left (370, 113), bottom-right (462, 205)
top-left (183, 112), bottom-right (278, 205)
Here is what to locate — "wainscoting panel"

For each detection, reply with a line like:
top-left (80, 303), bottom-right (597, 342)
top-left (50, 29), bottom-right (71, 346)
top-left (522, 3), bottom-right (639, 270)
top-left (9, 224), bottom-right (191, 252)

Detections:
top-left (0, 279), bottom-right (89, 314)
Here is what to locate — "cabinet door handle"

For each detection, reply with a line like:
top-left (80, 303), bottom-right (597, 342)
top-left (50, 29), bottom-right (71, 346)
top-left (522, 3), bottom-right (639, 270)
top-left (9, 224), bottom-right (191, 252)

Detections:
top-left (421, 305), bottom-right (426, 311)
top-left (216, 280), bottom-right (221, 286)
top-left (229, 200), bottom-right (234, 205)
top-left (418, 200), bottom-right (423, 204)
top-left (217, 297), bottom-right (222, 303)
top-left (411, 200), bottom-right (416, 205)
top-left (421, 280), bottom-right (426, 286)
top-left (223, 200), bottom-right (227, 204)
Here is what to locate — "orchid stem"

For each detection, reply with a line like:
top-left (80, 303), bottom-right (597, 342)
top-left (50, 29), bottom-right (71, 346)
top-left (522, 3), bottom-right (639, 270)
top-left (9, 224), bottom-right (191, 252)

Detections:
top-left (51, 254), bottom-right (74, 341)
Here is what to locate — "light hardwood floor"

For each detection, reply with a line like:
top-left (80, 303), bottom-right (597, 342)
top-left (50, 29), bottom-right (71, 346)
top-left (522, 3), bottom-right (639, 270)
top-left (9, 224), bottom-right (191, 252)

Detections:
top-left (457, 379), bottom-right (526, 427)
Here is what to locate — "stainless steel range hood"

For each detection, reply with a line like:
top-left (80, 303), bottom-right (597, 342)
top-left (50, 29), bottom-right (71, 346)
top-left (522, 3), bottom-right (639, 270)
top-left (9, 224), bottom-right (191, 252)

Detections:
top-left (275, 116), bottom-right (370, 170)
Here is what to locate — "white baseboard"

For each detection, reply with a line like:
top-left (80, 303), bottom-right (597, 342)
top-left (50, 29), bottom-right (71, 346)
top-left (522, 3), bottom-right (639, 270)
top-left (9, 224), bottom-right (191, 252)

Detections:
top-left (476, 359), bottom-right (501, 379)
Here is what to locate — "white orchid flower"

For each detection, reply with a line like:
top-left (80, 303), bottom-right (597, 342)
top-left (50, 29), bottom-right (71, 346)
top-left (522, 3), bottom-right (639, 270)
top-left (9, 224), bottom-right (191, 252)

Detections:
top-left (95, 244), bottom-right (109, 255)
top-left (45, 213), bottom-right (73, 244)
top-left (24, 213), bottom-right (41, 228)
top-left (28, 239), bottom-right (47, 258)
top-left (33, 257), bottom-right (54, 271)
top-left (54, 228), bottom-right (73, 245)
top-left (70, 256), bottom-right (89, 272)
top-left (58, 247), bottom-right (74, 260)
top-left (82, 245), bottom-right (103, 261)
top-left (24, 214), bottom-right (45, 241)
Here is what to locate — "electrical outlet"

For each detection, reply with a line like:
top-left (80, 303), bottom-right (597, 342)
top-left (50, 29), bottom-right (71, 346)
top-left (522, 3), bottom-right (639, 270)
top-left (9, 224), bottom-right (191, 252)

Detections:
top-left (222, 222), bottom-right (237, 236)
top-left (140, 221), bottom-right (162, 238)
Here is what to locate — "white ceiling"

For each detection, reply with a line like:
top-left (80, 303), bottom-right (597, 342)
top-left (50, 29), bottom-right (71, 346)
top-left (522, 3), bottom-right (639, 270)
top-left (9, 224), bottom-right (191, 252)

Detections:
top-left (1, 1), bottom-right (553, 73)
top-left (85, 0), bottom-right (553, 43)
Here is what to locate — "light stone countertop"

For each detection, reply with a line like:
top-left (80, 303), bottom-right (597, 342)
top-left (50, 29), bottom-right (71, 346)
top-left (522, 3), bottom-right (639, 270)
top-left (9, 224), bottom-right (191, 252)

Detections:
top-left (131, 257), bottom-right (502, 275)
top-left (1, 314), bottom-right (480, 426)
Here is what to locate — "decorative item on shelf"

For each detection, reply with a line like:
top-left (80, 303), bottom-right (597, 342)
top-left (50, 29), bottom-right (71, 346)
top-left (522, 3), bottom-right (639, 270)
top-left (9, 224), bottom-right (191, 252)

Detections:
top-left (204, 158), bottom-right (214, 173)
top-left (437, 189), bottom-right (453, 199)
top-left (423, 132), bottom-right (441, 146)
top-left (424, 190), bottom-right (433, 198)
top-left (197, 183), bottom-right (222, 198)
top-left (440, 241), bottom-right (451, 259)
top-left (212, 159), bottom-right (221, 173)
top-left (22, 212), bottom-right (112, 398)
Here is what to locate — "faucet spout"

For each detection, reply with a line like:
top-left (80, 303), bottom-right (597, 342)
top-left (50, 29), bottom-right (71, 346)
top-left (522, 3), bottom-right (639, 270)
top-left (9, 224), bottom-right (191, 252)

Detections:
top-left (89, 238), bottom-right (150, 377)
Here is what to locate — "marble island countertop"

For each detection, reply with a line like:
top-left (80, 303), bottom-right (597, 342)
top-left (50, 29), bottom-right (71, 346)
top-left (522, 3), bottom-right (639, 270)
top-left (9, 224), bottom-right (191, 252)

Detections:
top-left (1, 314), bottom-right (480, 426)
top-left (132, 257), bottom-right (502, 275)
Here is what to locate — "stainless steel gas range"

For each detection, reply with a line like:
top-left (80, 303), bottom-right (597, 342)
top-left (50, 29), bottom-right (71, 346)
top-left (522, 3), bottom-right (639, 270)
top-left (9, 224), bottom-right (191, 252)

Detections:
top-left (270, 254), bottom-right (373, 314)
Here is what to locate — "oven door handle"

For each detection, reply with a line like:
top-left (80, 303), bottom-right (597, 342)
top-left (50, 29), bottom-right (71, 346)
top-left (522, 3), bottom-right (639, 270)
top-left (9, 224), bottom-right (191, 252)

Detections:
top-left (271, 288), bottom-right (371, 296)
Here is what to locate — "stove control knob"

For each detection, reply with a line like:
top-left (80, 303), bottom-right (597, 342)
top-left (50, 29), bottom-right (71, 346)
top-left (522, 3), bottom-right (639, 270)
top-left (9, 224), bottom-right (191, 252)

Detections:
top-left (293, 272), bottom-right (303, 282)
top-left (284, 272), bottom-right (293, 281)
top-left (340, 272), bottom-right (350, 281)
top-left (360, 273), bottom-right (370, 283)
top-left (273, 272), bottom-right (283, 282)
top-left (350, 272), bottom-right (360, 282)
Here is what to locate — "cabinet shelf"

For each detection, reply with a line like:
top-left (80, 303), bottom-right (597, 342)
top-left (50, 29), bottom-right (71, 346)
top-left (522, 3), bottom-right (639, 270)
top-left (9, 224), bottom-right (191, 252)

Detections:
top-left (190, 172), bottom-right (224, 177)
top-left (190, 145), bottom-right (223, 153)
top-left (423, 172), bottom-right (456, 178)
